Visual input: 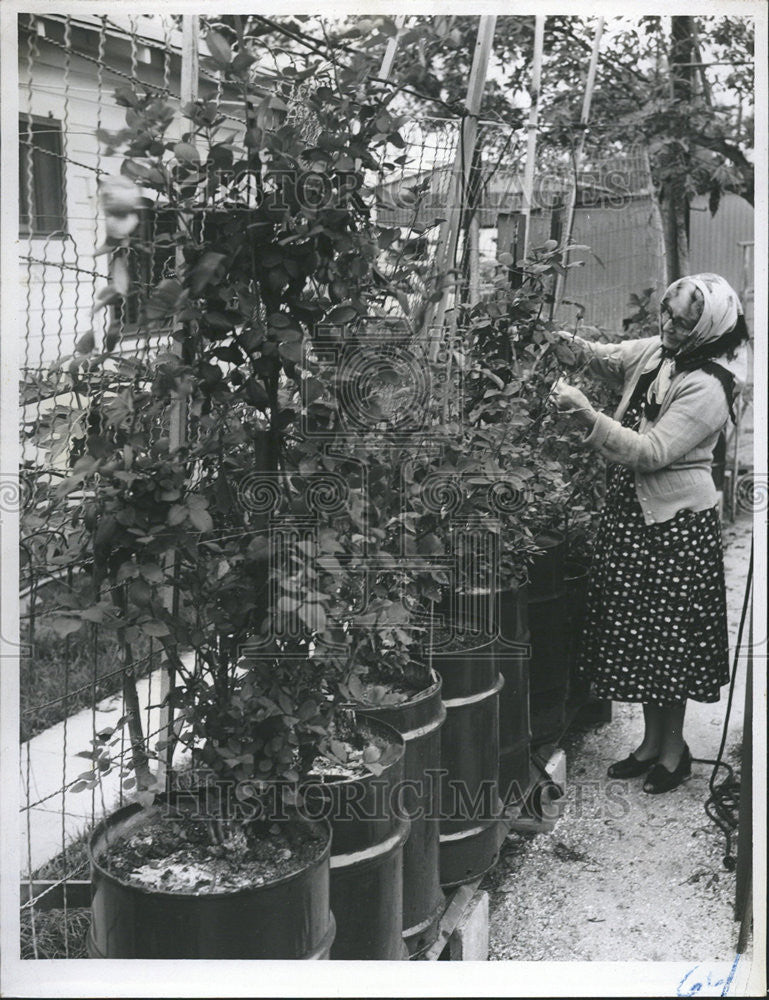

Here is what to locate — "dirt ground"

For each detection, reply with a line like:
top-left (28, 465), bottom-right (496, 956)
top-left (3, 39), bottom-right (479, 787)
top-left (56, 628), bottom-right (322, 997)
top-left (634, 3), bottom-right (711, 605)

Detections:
top-left (486, 509), bottom-right (755, 963)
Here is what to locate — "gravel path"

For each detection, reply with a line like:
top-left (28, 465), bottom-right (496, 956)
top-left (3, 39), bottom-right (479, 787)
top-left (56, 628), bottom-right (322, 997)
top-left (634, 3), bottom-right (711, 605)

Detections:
top-left (485, 511), bottom-right (754, 962)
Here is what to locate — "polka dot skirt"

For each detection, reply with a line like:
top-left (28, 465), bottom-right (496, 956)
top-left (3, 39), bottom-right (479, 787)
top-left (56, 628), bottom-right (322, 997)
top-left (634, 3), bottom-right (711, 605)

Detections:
top-left (576, 398), bottom-right (730, 705)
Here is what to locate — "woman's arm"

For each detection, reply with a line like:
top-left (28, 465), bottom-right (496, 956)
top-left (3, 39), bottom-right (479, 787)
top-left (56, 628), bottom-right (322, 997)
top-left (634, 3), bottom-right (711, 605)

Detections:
top-left (555, 332), bottom-right (657, 385)
top-left (583, 373), bottom-right (729, 472)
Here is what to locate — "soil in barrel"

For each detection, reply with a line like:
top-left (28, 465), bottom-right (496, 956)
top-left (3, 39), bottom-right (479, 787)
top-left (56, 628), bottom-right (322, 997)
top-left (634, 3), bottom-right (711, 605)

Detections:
top-left (97, 809), bottom-right (328, 894)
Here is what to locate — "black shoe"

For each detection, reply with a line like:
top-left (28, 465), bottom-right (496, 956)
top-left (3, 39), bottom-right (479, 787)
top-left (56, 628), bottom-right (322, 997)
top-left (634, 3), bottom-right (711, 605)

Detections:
top-left (607, 752), bottom-right (659, 779)
top-left (643, 744), bottom-right (692, 794)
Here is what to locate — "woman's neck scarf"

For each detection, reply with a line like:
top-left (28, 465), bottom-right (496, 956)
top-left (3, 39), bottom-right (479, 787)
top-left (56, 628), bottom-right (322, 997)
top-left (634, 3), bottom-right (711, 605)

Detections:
top-left (644, 273), bottom-right (743, 422)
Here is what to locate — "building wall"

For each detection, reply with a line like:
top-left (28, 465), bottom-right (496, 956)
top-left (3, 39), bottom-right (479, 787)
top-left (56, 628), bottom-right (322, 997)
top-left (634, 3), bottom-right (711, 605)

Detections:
top-left (689, 192), bottom-right (754, 329)
top-left (558, 195), bottom-right (667, 333)
top-left (18, 24), bottom-right (183, 370)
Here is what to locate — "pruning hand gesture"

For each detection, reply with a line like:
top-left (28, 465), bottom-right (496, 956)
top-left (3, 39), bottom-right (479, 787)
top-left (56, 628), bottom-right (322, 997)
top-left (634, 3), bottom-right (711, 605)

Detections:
top-left (550, 378), bottom-right (597, 429)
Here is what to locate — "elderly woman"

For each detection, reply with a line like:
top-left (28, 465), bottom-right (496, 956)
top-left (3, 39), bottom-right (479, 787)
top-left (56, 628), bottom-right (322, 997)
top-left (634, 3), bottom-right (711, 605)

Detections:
top-left (551, 273), bottom-right (749, 794)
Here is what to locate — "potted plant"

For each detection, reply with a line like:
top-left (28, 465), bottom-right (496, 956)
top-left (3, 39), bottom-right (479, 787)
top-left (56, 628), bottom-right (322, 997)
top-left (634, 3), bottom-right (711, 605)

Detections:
top-left (31, 17), bottom-right (428, 959)
top-left (441, 241), bottom-right (600, 763)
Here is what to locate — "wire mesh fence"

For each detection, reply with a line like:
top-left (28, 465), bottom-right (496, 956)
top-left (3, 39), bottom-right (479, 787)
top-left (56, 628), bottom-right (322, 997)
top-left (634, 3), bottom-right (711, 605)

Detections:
top-left (17, 12), bottom-right (668, 959)
top-left (19, 12), bottom-right (183, 959)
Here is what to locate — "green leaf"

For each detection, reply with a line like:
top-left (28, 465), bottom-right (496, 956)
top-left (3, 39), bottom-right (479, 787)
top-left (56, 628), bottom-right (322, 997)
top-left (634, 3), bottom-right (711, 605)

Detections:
top-left (174, 141), bottom-right (200, 164)
top-left (113, 85), bottom-right (140, 108)
top-left (189, 507), bottom-right (214, 532)
top-left (146, 279), bottom-right (184, 320)
top-left (279, 341), bottom-right (303, 364)
top-left (246, 535), bottom-right (270, 560)
top-left (206, 31), bottom-right (232, 67)
top-left (140, 620), bottom-right (170, 637)
top-left (213, 344), bottom-right (244, 365)
top-left (50, 617), bottom-right (82, 638)
top-left (129, 579), bottom-right (152, 607)
top-left (112, 255), bottom-right (131, 296)
top-left (168, 504), bottom-right (187, 526)
top-left (243, 378), bottom-right (269, 409)
top-left (417, 533), bottom-right (443, 555)
top-left (91, 284), bottom-right (122, 317)
top-left (297, 699), bottom-right (318, 722)
top-left (190, 252), bottom-right (225, 295)
top-left (329, 739), bottom-right (348, 763)
top-left (298, 602), bottom-right (326, 631)
top-left (79, 607), bottom-right (106, 624)
top-left (326, 304), bottom-right (358, 325)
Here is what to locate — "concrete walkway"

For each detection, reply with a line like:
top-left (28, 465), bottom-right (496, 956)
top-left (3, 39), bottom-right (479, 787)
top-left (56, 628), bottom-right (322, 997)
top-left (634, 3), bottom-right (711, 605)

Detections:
top-left (486, 509), bottom-right (755, 964)
top-left (19, 668), bottom-right (168, 874)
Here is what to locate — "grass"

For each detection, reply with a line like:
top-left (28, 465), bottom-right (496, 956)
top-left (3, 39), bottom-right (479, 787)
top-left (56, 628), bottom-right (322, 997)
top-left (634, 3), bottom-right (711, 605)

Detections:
top-left (20, 907), bottom-right (91, 959)
top-left (20, 581), bottom-right (154, 742)
top-left (21, 827), bottom-right (93, 960)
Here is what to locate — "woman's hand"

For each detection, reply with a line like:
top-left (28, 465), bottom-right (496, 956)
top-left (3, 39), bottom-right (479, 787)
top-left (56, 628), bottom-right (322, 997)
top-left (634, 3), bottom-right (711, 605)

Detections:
top-left (550, 378), bottom-right (597, 429)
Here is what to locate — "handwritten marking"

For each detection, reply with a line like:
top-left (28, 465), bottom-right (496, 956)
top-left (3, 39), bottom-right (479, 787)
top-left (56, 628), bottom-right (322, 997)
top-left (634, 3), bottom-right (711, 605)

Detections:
top-left (677, 957), bottom-right (742, 997)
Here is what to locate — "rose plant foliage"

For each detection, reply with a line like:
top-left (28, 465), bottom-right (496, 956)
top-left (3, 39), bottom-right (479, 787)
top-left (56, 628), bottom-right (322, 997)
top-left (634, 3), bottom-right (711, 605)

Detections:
top-left (27, 15), bottom-right (621, 815)
top-left (33, 17), bottom-right (440, 807)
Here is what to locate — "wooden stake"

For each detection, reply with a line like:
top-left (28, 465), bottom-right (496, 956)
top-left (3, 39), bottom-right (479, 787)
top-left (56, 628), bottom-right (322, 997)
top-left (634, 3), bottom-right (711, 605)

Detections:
top-left (553, 17), bottom-right (604, 317)
top-left (426, 15), bottom-right (497, 359)
top-left (159, 14), bottom-right (199, 784)
top-left (522, 15), bottom-right (545, 261)
top-left (468, 214), bottom-right (481, 306)
top-left (378, 15), bottom-right (406, 82)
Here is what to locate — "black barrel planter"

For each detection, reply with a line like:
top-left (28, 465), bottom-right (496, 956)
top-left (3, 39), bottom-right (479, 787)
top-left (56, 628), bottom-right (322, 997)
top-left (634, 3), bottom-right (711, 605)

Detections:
top-left (304, 717), bottom-right (410, 960)
top-left (432, 598), bottom-right (505, 888)
top-left (358, 670), bottom-right (446, 958)
top-left (88, 802), bottom-right (335, 959)
top-left (495, 583), bottom-right (532, 804)
top-left (528, 531), bottom-right (570, 745)
top-left (527, 530), bottom-right (567, 599)
top-left (564, 557), bottom-right (592, 707)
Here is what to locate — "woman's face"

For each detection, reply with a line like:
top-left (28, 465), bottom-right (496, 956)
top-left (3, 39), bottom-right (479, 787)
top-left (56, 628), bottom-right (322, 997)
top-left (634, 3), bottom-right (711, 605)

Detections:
top-left (659, 281), bottom-right (704, 351)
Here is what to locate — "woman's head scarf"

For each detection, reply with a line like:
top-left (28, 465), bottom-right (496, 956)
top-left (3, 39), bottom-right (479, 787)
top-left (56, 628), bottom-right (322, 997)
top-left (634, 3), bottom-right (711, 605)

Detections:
top-left (659, 272), bottom-right (742, 358)
top-left (646, 273), bottom-right (745, 421)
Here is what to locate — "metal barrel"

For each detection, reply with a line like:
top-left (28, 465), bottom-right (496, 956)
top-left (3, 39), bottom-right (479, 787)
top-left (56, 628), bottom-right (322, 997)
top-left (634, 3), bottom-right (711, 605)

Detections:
top-left (528, 532), bottom-right (570, 745)
top-left (87, 802), bottom-right (335, 959)
top-left (528, 530), bottom-right (567, 598)
top-left (434, 633), bottom-right (505, 889)
top-left (359, 670), bottom-right (446, 958)
top-left (564, 557), bottom-right (592, 705)
top-left (495, 583), bottom-right (533, 804)
top-left (303, 717), bottom-right (410, 960)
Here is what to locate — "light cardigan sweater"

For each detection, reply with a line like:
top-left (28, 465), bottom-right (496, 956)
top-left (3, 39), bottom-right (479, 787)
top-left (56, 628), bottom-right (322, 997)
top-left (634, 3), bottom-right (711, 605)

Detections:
top-left (575, 334), bottom-right (747, 525)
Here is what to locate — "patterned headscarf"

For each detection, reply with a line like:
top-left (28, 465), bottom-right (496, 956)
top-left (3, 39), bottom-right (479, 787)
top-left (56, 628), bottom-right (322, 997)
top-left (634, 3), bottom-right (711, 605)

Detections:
top-left (659, 272), bottom-right (742, 358)
top-left (646, 273), bottom-right (744, 420)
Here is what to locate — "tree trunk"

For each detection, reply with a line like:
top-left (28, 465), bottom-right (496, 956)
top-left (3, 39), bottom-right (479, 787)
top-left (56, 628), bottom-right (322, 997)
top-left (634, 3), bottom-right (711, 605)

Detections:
top-left (659, 177), bottom-right (691, 284)
top-left (660, 16), bottom-right (697, 283)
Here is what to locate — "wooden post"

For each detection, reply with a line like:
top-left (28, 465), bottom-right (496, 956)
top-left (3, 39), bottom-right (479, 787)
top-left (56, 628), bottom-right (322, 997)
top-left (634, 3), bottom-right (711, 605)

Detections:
top-left (552, 16), bottom-right (604, 318)
top-left (377, 15), bottom-right (406, 81)
top-left (468, 214), bottom-right (481, 306)
top-left (522, 15), bottom-right (545, 261)
top-left (158, 14), bottom-right (198, 784)
top-left (426, 15), bottom-right (497, 359)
